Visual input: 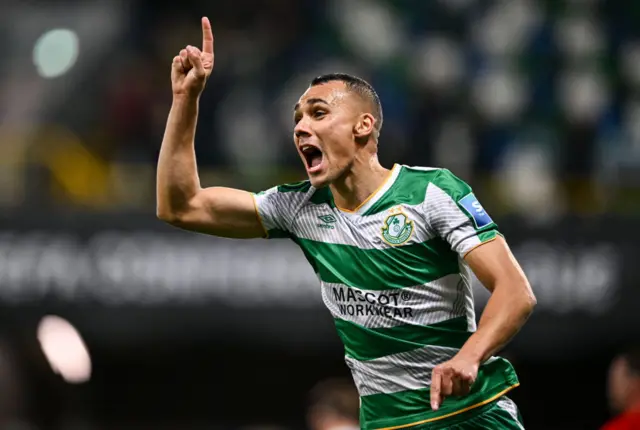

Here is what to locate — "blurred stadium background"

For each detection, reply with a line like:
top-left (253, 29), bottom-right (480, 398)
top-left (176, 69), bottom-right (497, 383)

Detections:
top-left (1, 0), bottom-right (639, 428)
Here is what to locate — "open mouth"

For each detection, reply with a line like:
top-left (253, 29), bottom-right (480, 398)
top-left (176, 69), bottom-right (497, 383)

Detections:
top-left (300, 144), bottom-right (324, 173)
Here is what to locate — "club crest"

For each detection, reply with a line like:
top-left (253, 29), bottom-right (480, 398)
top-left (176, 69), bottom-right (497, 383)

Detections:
top-left (381, 208), bottom-right (414, 246)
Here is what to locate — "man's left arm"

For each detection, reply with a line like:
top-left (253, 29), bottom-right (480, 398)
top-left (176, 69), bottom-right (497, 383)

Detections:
top-left (460, 236), bottom-right (536, 362)
top-left (424, 169), bottom-right (536, 410)
top-left (430, 235), bottom-right (536, 410)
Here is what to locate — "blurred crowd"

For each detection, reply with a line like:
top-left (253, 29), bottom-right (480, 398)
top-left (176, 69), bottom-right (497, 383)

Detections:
top-left (1, 0), bottom-right (640, 218)
top-left (0, 328), bottom-right (362, 430)
top-left (0, 340), bottom-right (638, 429)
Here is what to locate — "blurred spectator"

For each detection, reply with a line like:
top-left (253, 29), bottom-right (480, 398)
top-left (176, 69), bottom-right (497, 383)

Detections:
top-left (602, 346), bottom-right (640, 430)
top-left (0, 338), bottom-right (27, 429)
top-left (306, 378), bottom-right (359, 430)
top-left (1, 0), bottom-right (639, 215)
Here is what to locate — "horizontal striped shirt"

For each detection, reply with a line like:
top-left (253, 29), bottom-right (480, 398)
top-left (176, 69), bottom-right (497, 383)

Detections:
top-left (254, 164), bottom-right (519, 429)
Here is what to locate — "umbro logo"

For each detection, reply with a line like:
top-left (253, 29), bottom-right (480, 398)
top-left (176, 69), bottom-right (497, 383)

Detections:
top-left (318, 214), bottom-right (336, 223)
top-left (317, 214), bottom-right (337, 229)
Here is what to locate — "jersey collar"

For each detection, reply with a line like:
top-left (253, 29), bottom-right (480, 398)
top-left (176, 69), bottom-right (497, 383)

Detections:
top-left (337, 163), bottom-right (401, 215)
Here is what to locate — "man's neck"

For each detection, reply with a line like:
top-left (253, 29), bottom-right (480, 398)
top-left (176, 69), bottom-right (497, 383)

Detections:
top-left (330, 155), bottom-right (390, 211)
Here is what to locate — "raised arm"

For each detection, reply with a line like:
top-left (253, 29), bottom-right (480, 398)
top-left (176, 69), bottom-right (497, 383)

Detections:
top-left (156, 17), bottom-right (265, 239)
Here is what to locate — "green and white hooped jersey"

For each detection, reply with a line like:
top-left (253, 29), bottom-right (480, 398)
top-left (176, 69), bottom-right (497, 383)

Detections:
top-left (253, 164), bottom-right (519, 430)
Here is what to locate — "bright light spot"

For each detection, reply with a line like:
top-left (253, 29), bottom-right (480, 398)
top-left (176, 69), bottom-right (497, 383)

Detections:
top-left (555, 16), bottom-right (605, 58)
top-left (218, 86), bottom-right (280, 169)
top-left (473, 0), bottom-right (541, 57)
top-left (622, 101), bottom-right (640, 150)
top-left (413, 37), bottom-right (465, 91)
top-left (331, 0), bottom-right (405, 65)
top-left (433, 118), bottom-right (473, 177)
top-left (33, 28), bottom-right (80, 78)
top-left (620, 42), bottom-right (640, 87)
top-left (37, 315), bottom-right (91, 384)
top-left (500, 142), bottom-right (561, 223)
top-left (472, 68), bottom-right (528, 123)
top-left (558, 70), bottom-right (609, 123)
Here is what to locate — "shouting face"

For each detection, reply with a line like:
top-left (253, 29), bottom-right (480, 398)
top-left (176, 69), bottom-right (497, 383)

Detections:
top-left (293, 80), bottom-right (376, 188)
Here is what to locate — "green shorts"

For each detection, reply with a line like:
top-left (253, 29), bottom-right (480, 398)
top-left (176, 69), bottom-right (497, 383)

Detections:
top-left (410, 396), bottom-right (524, 430)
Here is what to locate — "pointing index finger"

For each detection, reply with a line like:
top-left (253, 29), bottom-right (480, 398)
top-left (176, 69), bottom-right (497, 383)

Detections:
top-left (430, 369), bottom-right (441, 411)
top-left (201, 17), bottom-right (214, 55)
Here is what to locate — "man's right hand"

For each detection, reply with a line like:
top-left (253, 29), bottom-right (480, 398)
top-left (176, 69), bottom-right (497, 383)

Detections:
top-left (171, 17), bottom-right (214, 98)
top-left (159, 16), bottom-right (266, 239)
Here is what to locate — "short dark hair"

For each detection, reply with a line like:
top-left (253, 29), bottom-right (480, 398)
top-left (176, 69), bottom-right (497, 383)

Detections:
top-left (621, 345), bottom-right (640, 375)
top-left (311, 73), bottom-right (383, 138)
top-left (307, 378), bottom-right (359, 422)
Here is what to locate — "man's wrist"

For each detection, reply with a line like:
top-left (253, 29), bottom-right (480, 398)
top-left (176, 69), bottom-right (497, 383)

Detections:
top-left (172, 92), bottom-right (200, 105)
top-left (456, 336), bottom-right (489, 364)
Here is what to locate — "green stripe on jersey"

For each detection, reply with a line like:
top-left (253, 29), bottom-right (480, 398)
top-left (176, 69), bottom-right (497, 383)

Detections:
top-left (276, 181), bottom-right (311, 193)
top-left (293, 237), bottom-right (459, 290)
top-left (430, 168), bottom-right (499, 234)
top-left (359, 358), bottom-right (520, 430)
top-left (478, 230), bottom-right (501, 244)
top-left (334, 316), bottom-right (470, 361)
top-left (430, 168), bottom-right (472, 201)
top-left (266, 228), bottom-right (290, 239)
top-left (309, 186), bottom-right (335, 207)
top-left (364, 166), bottom-right (442, 216)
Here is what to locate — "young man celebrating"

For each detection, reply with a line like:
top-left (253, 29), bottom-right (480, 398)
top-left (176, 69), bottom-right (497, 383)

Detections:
top-left (157, 17), bottom-right (536, 430)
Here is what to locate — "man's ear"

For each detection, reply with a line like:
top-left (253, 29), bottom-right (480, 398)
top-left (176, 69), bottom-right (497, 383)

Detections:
top-left (354, 113), bottom-right (375, 139)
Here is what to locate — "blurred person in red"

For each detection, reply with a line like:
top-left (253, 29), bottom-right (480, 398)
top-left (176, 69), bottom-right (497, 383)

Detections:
top-left (602, 346), bottom-right (640, 430)
top-left (307, 378), bottom-right (359, 430)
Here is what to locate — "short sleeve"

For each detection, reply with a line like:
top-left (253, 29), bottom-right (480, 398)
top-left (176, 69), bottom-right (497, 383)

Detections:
top-left (252, 182), bottom-right (312, 239)
top-left (423, 169), bottom-right (500, 257)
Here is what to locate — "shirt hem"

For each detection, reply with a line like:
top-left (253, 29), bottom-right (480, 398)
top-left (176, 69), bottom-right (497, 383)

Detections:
top-left (369, 382), bottom-right (520, 430)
